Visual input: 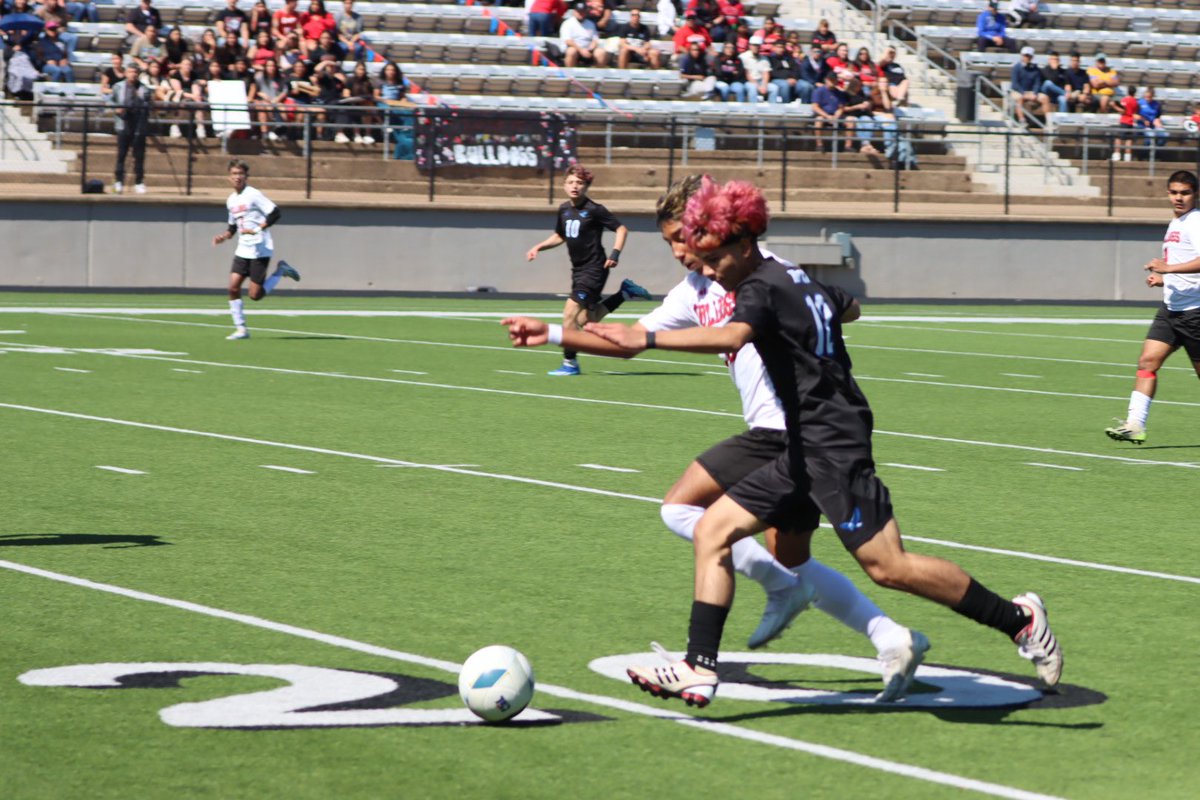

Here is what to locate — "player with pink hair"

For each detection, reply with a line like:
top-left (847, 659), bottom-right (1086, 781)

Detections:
top-left (585, 178), bottom-right (1062, 708)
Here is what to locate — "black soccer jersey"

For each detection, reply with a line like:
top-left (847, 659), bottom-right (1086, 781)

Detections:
top-left (555, 198), bottom-right (621, 272)
top-left (730, 259), bottom-right (874, 451)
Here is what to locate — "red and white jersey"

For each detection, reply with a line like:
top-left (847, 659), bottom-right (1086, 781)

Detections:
top-left (226, 185), bottom-right (276, 259)
top-left (638, 248), bottom-right (798, 431)
top-left (1162, 208), bottom-right (1200, 311)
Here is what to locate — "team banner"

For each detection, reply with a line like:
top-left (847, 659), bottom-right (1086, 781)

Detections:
top-left (414, 111), bottom-right (577, 171)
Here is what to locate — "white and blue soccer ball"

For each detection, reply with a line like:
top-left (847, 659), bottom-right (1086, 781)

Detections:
top-left (458, 645), bottom-right (536, 723)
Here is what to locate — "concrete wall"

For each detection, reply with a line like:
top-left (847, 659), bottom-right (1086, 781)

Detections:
top-left (0, 199), bottom-right (1165, 301)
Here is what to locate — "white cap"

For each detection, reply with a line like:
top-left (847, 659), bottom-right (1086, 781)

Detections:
top-left (1020, 46), bottom-right (1035, 56)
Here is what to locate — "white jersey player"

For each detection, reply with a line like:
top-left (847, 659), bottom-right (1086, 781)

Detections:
top-left (503, 175), bottom-right (928, 702)
top-left (211, 159), bottom-right (301, 340)
top-left (1107, 170), bottom-right (1200, 444)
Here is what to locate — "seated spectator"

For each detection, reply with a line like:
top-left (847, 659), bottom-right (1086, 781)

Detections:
top-left (586, 0), bottom-right (617, 37)
top-left (228, 55), bottom-right (254, 91)
top-left (766, 38), bottom-right (801, 103)
top-left (797, 43), bottom-right (828, 103)
top-left (757, 17), bottom-right (782, 51)
top-left (279, 32), bottom-right (305, 69)
top-left (99, 52), bottom-right (125, 94)
top-left (713, 1), bottom-right (745, 45)
top-left (249, 56), bottom-right (288, 140)
top-left (1010, 46), bottom-right (1042, 124)
top-left (163, 26), bottom-right (190, 69)
top-left (1138, 87), bottom-right (1167, 152)
top-left (342, 59), bottom-right (377, 144)
top-left (616, 9), bottom-right (662, 70)
top-left (33, 21), bottom-right (74, 83)
top-left (560, 3), bottom-right (608, 67)
top-left (784, 30), bottom-right (803, 57)
top-left (197, 29), bottom-right (219, 67)
top-left (129, 24), bottom-right (165, 70)
top-left (852, 47), bottom-right (879, 87)
top-left (308, 29), bottom-right (345, 64)
top-left (1087, 53), bottom-right (1118, 113)
top-left (376, 61), bottom-right (414, 160)
top-left (199, 59), bottom-right (230, 137)
top-left (249, 0), bottom-right (272, 38)
top-left (249, 29), bottom-right (277, 68)
top-left (140, 58), bottom-right (173, 105)
top-left (336, 0), bottom-right (364, 60)
top-left (679, 42), bottom-right (716, 100)
top-left (811, 18), bottom-right (836, 54)
top-left (739, 34), bottom-right (773, 102)
top-left (1010, 0), bottom-right (1046, 29)
top-left (5, 44), bottom-right (39, 100)
top-left (713, 41), bottom-right (753, 101)
top-left (877, 46), bottom-right (909, 105)
top-left (66, 0), bottom-right (98, 23)
top-left (2, 0), bottom-right (38, 49)
top-left (35, 0), bottom-right (76, 61)
top-left (214, 32), bottom-right (245, 69)
top-left (215, 0), bottom-right (249, 44)
top-left (872, 75), bottom-right (916, 168)
top-left (976, 1), bottom-right (1017, 53)
top-left (824, 42), bottom-right (852, 83)
top-left (811, 72), bottom-right (847, 152)
top-left (673, 12), bottom-right (712, 56)
top-left (528, 0), bottom-right (566, 39)
top-left (285, 58), bottom-right (322, 133)
top-left (1064, 51), bottom-right (1095, 112)
top-left (272, 0), bottom-right (301, 47)
top-left (125, 0), bottom-right (162, 43)
top-left (299, 0), bottom-right (336, 55)
top-left (842, 75), bottom-right (878, 154)
top-left (732, 21), bottom-right (751, 51)
top-left (1037, 50), bottom-right (1069, 114)
top-left (1115, 90), bottom-right (1141, 162)
top-left (312, 55), bottom-right (345, 140)
top-left (164, 57), bottom-right (202, 137)
top-left (686, 0), bottom-right (719, 29)
top-left (376, 60), bottom-right (408, 102)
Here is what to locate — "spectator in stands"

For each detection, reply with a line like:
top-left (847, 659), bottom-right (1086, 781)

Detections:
top-left (197, 29), bottom-right (219, 66)
top-left (1138, 87), bottom-right (1168, 152)
top-left (164, 57), bottom-right (202, 138)
top-left (228, 55), bottom-right (254, 90)
top-left (586, 0), bottom-right (617, 37)
top-left (109, 63), bottom-right (153, 194)
top-left (975, 1), bottom-right (1016, 53)
top-left (1010, 0), bottom-right (1046, 29)
top-left (878, 46), bottom-right (909, 105)
top-left (65, 0), bottom-right (98, 23)
top-left (249, 0), bottom-right (272, 38)
top-left (343, 59), bottom-right (376, 144)
top-left (1064, 51), bottom-right (1093, 112)
top-left (561, 2), bottom-right (609, 67)
top-left (312, 54), bottom-right (345, 140)
top-left (129, 24), bottom-right (165, 70)
top-left (376, 61), bottom-right (414, 160)
top-left (811, 18), bottom-right (836, 54)
top-left (163, 27), bottom-right (190, 69)
top-left (124, 0), bottom-right (162, 45)
top-left (336, 0), bottom-right (364, 60)
top-left (1087, 53), bottom-right (1118, 113)
top-left (733, 20), bottom-right (751, 51)
top-left (739, 34), bottom-right (774, 102)
top-left (1037, 50), bottom-right (1069, 114)
top-left (33, 21), bottom-right (73, 83)
top-left (249, 56), bottom-right (287, 140)
top-left (713, 40), bottom-right (753, 101)
top-left (766, 36), bottom-right (801, 103)
top-left (871, 74), bottom-right (914, 168)
top-left (616, 9), bottom-right (662, 70)
top-left (757, 16), bottom-right (782, 51)
top-left (141, 57), bottom-right (172, 103)
top-left (685, 0), bottom-right (719, 30)
top-left (1010, 45), bottom-right (1043, 124)
top-left (842, 75), bottom-right (879, 154)
top-left (712, 1), bottom-right (745, 45)
top-left (215, 31), bottom-right (245, 69)
top-left (797, 43), bottom-right (828, 104)
top-left (272, 0), bottom-right (301, 47)
top-left (2, 0), bottom-right (38, 49)
top-left (286, 58), bottom-right (321, 134)
top-left (308, 29), bottom-right (345, 63)
top-left (215, 0), bottom-right (250, 44)
top-left (853, 47), bottom-right (880, 88)
top-left (35, 0), bottom-right (76, 61)
top-left (811, 71), bottom-right (848, 152)
top-left (248, 29), bottom-right (276, 68)
top-left (279, 31), bottom-right (304, 69)
top-left (299, 0), bottom-right (336, 56)
top-left (679, 42), bottom-right (715, 100)
top-left (1115, 90), bottom-right (1141, 162)
top-left (654, 0), bottom-right (675, 39)
top-left (824, 42), bottom-right (852, 83)
top-left (4, 43), bottom-right (39, 100)
top-left (99, 52), bottom-right (125, 94)
top-left (783, 30), bottom-right (802, 57)
top-left (673, 11), bottom-right (712, 55)
top-left (376, 60), bottom-right (407, 101)
top-left (528, 0), bottom-right (567, 39)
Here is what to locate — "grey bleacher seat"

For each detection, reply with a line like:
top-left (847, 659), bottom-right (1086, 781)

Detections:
top-left (961, 52), bottom-right (1200, 89)
top-left (915, 25), bottom-right (1200, 62)
top-left (882, 0), bottom-right (1200, 33)
top-left (34, 82), bottom-right (106, 104)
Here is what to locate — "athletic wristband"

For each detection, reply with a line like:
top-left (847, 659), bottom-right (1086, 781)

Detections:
top-left (645, 330), bottom-right (656, 349)
top-left (609, 249), bottom-right (621, 262)
top-left (548, 324), bottom-right (563, 345)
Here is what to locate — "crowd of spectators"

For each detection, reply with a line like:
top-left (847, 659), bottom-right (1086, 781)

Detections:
top-left (1, 0), bottom-right (417, 143)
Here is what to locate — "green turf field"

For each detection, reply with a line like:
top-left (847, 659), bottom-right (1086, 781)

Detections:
top-left (1, 293), bottom-right (1196, 800)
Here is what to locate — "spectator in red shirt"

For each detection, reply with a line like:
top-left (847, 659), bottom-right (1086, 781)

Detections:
top-left (811, 18), bottom-right (836, 53)
top-left (852, 47), bottom-right (879, 87)
top-left (756, 16), bottom-right (782, 51)
top-left (527, 0), bottom-right (566, 38)
top-left (1115, 92), bottom-right (1142, 163)
top-left (299, 0), bottom-right (336, 55)
top-left (272, 0), bottom-right (301, 47)
top-left (672, 13), bottom-right (712, 55)
top-left (825, 41), bottom-right (852, 83)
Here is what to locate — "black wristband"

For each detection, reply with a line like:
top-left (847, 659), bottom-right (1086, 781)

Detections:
top-left (645, 330), bottom-right (656, 349)
top-left (609, 248), bottom-right (621, 262)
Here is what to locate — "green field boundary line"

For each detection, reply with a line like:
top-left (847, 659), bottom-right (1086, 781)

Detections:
top-left (0, 557), bottom-right (1064, 800)
top-left (2, 401), bottom-right (1198, 587)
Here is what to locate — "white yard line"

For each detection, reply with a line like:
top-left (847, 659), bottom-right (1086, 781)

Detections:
top-left (856, 374), bottom-right (1200, 409)
top-left (882, 463), bottom-right (944, 472)
top-left (3, 401), bottom-right (1197, 585)
top-left (95, 466), bottom-right (145, 475)
top-left (260, 465), bottom-right (315, 475)
top-left (859, 322), bottom-right (1138, 345)
top-left (903, 372), bottom-right (943, 378)
top-left (0, 329), bottom-right (26, 333)
top-left (853, 344), bottom-right (1199, 374)
top-left (0, 557), bottom-right (1064, 800)
top-left (578, 464), bottom-right (641, 473)
top-left (494, 369), bottom-right (534, 376)
top-left (1000, 373), bottom-right (1042, 379)
top-left (1096, 374), bottom-right (1130, 379)
top-left (172, 368), bottom-right (204, 374)
top-left (53, 367), bottom-right (91, 374)
top-left (389, 369), bottom-right (428, 375)
top-left (1025, 463), bottom-right (1085, 472)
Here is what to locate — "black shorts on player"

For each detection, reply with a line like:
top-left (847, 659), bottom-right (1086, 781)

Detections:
top-left (571, 266), bottom-right (610, 309)
top-left (1146, 304), bottom-right (1200, 360)
top-left (695, 427), bottom-right (787, 491)
top-left (231, 256), bottom-right (271, 285)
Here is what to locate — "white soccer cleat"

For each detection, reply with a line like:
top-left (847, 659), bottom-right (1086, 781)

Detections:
top-left (226, 327), bottom-right (250, 340)
top-left (747, 579), bottom-right (816, 649)
top-left (875, 628), bottom-right (931, 703)
top-left (134, 183), bottom-right (147, 194)
top-left (1012, 592), bottom-right (1063, 687)
top-left (626, 659), bottom-right (717, 708)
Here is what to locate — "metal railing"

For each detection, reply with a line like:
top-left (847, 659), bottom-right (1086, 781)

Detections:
top-left (0, 104), bottom-right (43, 163)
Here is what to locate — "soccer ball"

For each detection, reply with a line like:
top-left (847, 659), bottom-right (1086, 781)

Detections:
top-left (457, 645), bottom-right (536, 723)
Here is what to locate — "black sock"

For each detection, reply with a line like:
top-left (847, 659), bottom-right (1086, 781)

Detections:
top-left (563, 350), bottom-right (577, 361)
top-left (601, 292), bottom-right (626, 314)
top-left (952, 578), bottom-right (1028, 639)
top-left (685, 601), bottom-right (729, 672)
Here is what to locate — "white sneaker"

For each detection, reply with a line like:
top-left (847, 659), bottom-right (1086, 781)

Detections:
top-left (334, 132), bottom-right (350, 143)
top-left (1012, 592), bottom-right (1063, 687)
top-left (267, 131), bottom-right (280, 142)
top-left (876, 628), bottom-right (931, 702)
top-left (169, 124), bottom-right (182, 138)
top-left (113, 181), bottom-right (124, 195)
top-left (353, 133), bottom-right (364, 143)
top-left (1111, 152), bottom-right (1121, 161)
top-left (626, 658), bottom-right (717, 707)
top-left (197, 125), bottom-right (208, 138)
top-left (226, 327), bottom-right (250, 340)
top-left (1123, 152), bottom-right (1132, 162)
top-left (134, 183), bottom-right (146, 194)
top-left (362, 134), bottom-right (375, 145)
top-left (746, 579), bottom-right (816, 649)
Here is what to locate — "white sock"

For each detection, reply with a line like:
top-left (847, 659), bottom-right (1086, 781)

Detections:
top-left (263, 270), bottom-right (283, 294)
top-left (660, 504), bottom-right (798, 593)
top-left (1127, 390), bottom-right (1151, 428)
top-left (229, 298), bottom-right (246, 328)
top-left (791, 559), bottom-right (908, 655)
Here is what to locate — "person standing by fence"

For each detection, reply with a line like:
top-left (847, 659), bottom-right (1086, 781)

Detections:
top-left (108, 63), bottom-right (153, 194)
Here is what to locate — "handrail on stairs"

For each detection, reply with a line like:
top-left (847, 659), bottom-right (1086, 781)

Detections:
top-left (0, 102), bottom-right (43, 163)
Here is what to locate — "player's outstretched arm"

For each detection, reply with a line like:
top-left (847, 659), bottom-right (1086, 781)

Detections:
top-left (585, 321), bottom-right (753, 354)
top-left (501, 316), bottom-right (643, 358)
top-left (526, 233), bottom-right (565, 261)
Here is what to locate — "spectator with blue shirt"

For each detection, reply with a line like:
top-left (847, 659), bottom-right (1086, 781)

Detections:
top-left (811, 71), bottom-right (849, 153)
top-left (1138, 87), bottom-right (1168, 151)
top-left (1010, 46), bottom-right (1043, 124)
top-left (797, 44), bottom-right (827, 105)
top-left (976, 1), bottom-right (1017, 53)
top-left (33, 20), bottom-right (73, 83)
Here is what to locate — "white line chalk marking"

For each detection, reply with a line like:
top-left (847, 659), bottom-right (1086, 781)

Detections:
top-left (54, 367), bottom-right (91, 374)
top-left (903, 372), bottom-right (943, 378)
top-left (579, 464), bottom-right (641, 473)
top-left (882, 463), bottom-right (944, 472)
top-left (260, 465), bottom-right (315, 475)
top-left (494, 369), bottom-right (533, 376)
top-left (96, 466), bottom-right (144, 475)
top-left (172, 368), bottom-right (204, 374)
top-left (1026, 463), bottom-right (1085, 472)
top-left (1001, 373), bottom-right (1042, 379)
top-left (389, 369), bottom-right (428, 375)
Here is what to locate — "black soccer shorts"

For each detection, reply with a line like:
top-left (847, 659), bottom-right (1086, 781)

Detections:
top-left (1146, 304), bottom-right (1200, 361)
top-left (569, 265), bottom-right (610, 309)
top-left (695, 428), bottom-right (788, 491)
top-left (232, 256), bottom-right (271, 286)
